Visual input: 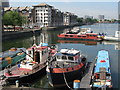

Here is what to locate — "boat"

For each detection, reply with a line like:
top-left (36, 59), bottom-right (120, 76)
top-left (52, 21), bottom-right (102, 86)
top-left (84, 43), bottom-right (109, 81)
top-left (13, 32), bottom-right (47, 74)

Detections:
top-left (46, 48), bottom-right (87, 88)
top-left (91, 50), bottom-right (112, 88)
top-left (58, 28), bottom-right (103, 41)
top-left (0, 48), bottom-right (26, 69)
top-left (4, 43), bottom-right (50, 84)
top-left (103, 31), bottom-right (120, 41)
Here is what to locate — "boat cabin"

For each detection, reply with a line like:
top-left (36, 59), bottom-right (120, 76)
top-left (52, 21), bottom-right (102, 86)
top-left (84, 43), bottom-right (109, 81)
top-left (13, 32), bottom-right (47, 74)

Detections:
top-left (55, 49), bottom-right (81, 62)
top-left (26, 44), bottom-right (49, 64)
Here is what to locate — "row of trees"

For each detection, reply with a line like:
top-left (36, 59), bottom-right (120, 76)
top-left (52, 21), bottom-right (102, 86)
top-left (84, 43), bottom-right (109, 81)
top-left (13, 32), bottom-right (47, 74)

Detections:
top-left (77, 18), bottom-right (120, 25)
top-left (3, 11), bottom-right (27, 31)
top-left (77, 18), bottom-right (98, 25)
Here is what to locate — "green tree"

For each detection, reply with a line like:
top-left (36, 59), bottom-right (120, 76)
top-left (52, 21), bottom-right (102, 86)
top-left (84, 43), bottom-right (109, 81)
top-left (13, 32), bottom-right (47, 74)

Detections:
top-left (77, 18), bottom-right (84, 24)
top-left (3, 11), bottom-right (27, 30)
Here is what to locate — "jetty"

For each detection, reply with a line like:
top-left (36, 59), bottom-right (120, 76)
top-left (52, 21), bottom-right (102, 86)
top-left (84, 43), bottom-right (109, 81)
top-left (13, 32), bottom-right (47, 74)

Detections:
top-left (80, 59), bottom-right (96, 89)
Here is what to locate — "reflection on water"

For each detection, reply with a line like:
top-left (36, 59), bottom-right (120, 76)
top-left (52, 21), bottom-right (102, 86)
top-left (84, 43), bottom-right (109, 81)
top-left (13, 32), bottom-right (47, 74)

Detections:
top-left (2, 23), bottom-right (119, 88)
top-left (57, 39), bottom-right (98, 45)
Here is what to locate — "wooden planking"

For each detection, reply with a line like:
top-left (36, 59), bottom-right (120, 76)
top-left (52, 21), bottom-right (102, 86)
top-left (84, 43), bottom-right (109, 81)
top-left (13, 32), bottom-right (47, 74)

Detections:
top-left (80, 59), bottom-right (96, 89)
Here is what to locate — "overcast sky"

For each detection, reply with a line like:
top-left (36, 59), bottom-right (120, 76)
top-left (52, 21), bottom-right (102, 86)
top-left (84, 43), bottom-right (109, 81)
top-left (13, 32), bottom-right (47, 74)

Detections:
top-left (9, 0), bottom-right (119, 19)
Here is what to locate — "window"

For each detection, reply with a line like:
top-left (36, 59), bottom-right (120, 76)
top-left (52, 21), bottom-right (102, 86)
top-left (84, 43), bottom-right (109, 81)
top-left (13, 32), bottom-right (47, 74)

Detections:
top-left (93, 35), bottom-right (97, 37)
top-left (65, 35), bottom-right (68, 37)
top-left (57, 56), bottom-right (61, 59)
top-left (78, 36), bottom-right (81, 37)
top-left (68, 56), bottom-right (74, 60)
top-left (70, 35), bottom-right (73, 37)
top-left (28, 50), bottom-right (31, 54)
top-left (62, 56), bottom-right (67, 60)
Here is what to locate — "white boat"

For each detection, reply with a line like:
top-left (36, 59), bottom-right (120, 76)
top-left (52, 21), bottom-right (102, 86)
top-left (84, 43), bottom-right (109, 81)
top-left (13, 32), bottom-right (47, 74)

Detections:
top-left (104, 31), bottom-right (120, 41)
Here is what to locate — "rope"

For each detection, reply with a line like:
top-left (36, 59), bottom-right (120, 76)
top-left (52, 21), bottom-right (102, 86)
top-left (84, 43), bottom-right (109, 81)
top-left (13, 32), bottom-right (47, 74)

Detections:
top-left (62, 70), bottom-right (73, 90)
top-left (58, 65), bottom-right (73, 90)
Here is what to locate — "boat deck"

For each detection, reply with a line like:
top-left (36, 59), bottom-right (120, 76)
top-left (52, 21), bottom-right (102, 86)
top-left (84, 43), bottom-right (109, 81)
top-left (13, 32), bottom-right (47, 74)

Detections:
top-left (80, 59), bottom-right (96, 89)
top-left (4, 63), bottom-right (46, 77)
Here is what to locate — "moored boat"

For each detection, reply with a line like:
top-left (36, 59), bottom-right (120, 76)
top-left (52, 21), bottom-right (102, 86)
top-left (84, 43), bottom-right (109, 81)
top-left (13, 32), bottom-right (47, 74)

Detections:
top-left (4, 43), bottom-right (50, 84)
top-left (58, 28), bottom-right (103, 41)
top-left (91, 50), bottom-right (112, 88)
top-left (46, 48), bottom-right (87, 88)
top-left (0, 48), bottom-right (26, 69)
top-left (103, 31), bottom-right (120, 41)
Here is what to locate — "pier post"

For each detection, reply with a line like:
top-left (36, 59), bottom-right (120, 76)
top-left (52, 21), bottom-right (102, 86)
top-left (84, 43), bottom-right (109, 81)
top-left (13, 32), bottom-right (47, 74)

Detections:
top-left (73, 80), bottom-right (80, 90)
top-left (15, 80), bottom-right (19, 87)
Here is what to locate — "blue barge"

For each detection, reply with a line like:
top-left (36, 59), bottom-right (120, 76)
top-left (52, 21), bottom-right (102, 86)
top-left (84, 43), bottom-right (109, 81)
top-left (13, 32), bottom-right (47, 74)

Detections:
top-left (92, 50), bottom-right (112, 88)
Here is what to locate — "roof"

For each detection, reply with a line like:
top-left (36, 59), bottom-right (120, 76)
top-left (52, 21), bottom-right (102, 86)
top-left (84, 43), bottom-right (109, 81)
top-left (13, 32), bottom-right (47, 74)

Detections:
top-left (56, 49), bottom-right (80, 56)
top-left (33, 3), bottom-right (52, 7)
top-left (94, 50), bottom-right (110, 73)
top-left (4, 7), bottom-right (32, 11)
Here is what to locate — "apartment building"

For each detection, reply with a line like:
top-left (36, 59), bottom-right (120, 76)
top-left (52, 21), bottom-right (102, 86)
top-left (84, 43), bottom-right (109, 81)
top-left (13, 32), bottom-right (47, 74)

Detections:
top-left (63, 12), bottom-right (78, 26)
top-left (98, 15), bottom-right (104, 20)
top-left (33, 3), bottom-right (53, 27)
top-left (33, 3), bottom-right (64, 27)
top-left (3, 6), bottom-right (33, 27)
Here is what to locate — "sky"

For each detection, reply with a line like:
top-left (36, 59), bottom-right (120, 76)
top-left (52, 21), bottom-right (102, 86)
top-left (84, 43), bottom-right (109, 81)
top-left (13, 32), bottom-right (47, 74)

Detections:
top-left (8, 0), bottom-right (119, 19)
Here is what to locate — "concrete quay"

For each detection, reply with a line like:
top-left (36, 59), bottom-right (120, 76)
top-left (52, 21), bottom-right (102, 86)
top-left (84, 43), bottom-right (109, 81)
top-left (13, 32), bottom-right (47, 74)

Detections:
top-left (2, 29), bottom-right (41, 41)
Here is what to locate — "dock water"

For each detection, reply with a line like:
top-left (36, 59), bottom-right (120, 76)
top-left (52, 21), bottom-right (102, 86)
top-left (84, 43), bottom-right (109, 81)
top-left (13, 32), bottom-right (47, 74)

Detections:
top-left (80, 59), bottom-right (96, 89)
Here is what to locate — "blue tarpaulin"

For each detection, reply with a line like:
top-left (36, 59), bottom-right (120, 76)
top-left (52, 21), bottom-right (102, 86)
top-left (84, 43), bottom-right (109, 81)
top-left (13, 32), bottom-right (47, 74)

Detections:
top-left (94, 50), bottom-right (110, 73)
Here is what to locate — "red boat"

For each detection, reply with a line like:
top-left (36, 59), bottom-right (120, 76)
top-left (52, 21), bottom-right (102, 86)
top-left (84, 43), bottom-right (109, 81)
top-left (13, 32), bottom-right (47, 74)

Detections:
top-left (58, 30), bottom-right (103, 41)
top-left (46, 48), bottom-right (87, 88)
top-left (4, 43), bottom-right (50, 84)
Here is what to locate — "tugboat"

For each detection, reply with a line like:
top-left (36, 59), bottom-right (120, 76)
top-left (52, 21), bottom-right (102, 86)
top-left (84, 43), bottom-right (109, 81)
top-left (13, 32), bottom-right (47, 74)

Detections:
top-left (0, 48), bottom-right (26, 69)
top-left (91, 50), bottom-right (112, 88)
top-left (58, 28), bottom-right (103, 41)
top-left (4, 43), bottom-right (49, 84)
top-left (46, 48), bottom-right (87, 88)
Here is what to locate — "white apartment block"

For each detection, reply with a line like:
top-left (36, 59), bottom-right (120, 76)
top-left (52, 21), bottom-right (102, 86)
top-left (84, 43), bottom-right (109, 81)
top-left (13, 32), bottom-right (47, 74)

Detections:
top-left (33, 3), bottom-right (78, 27)
top-left (33, 3), bottom-right (53, 27)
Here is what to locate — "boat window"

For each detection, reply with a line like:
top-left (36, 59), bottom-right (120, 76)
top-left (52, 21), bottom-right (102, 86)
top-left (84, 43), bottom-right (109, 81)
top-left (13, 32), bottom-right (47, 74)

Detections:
top-left (42, 51), bottom-right (44, 55)
top-left (28, 50), bottom-right (31, 54)
top-left (68, 56), bottom-right (74, 60)
top-left (57, 56), bottom-right (61, 59)
top-left (65, 35), bottom-right (68, 37)
top-left (78, 36), bottom-right (81, 37)
top-left (93, 35), bottom-right (97, 37)
top-left (70, 35), bottom-right (73, 37)
top-left (83, 36), bottom-right (86, 37)
top-left (90, 35), bottom-right (93, 37)
top-left (62, 56), bottom-right (67, 60)
top-left (29, 63), bottom-right (33, 65)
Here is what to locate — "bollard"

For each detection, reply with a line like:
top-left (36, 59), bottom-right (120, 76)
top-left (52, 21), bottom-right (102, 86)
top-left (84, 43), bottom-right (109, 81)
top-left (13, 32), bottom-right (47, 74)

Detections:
top-left (73, 80), bottom-right (80, 90)
top-left (15, 80), bottom-right (19, 87)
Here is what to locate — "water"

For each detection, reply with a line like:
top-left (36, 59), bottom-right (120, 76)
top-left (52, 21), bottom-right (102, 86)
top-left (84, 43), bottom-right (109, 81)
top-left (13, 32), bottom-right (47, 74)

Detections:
top-left (2, 23), bottom-right (119, 89)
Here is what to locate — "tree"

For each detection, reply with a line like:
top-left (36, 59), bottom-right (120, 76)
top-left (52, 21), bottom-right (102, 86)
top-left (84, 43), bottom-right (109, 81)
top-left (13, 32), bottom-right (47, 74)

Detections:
top-left (3, 11), bottom-right (27, 30)
top-left (77, 18), bottom-right (84, 25)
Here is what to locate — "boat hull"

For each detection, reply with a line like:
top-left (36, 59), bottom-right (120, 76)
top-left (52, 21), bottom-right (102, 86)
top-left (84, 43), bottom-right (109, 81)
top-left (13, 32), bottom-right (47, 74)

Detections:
top-left (6, 66), bottom-right (46, 84)
top-left (47, 65), bottom-right (85, 88)
top-left (104, 36), bottom-right (120, 41)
